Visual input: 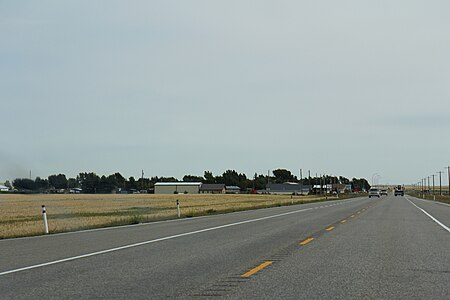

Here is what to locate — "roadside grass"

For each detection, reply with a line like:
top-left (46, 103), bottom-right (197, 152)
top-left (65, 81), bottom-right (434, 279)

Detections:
top-left (0, 193), bottom-right (361, 239)
top-left (406, 191), bottom-right (450, 204)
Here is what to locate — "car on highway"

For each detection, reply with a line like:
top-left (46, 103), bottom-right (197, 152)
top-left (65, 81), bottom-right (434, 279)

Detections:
top-left (380, 189), bottom-right (388, 196)
top-left (368, 188), bottom-right (381, 198)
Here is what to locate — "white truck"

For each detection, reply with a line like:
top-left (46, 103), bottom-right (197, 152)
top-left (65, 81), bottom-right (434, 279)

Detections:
top-left (394, 185), bottom-right (404, 196)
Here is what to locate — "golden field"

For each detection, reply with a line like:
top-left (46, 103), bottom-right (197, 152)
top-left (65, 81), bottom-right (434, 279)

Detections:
top-left (0, 193), bottom-right (343, 239)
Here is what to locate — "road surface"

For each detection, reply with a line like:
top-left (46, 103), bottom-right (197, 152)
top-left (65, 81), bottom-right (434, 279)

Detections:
top-left (1, 194), bottom-right (449, 299)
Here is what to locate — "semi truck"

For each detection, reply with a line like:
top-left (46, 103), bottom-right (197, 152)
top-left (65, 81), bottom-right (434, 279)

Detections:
top-left (394, 185), bottom-right (404, 196)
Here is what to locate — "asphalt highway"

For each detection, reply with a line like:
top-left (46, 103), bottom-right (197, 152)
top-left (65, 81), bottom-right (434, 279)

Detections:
top-left (0, 194), bottom-right (449, 299)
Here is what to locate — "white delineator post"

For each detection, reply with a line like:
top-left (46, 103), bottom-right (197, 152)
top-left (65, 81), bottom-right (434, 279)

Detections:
top-left (42, 205), bottom-right (49, 234)
top-left (177, 200), bottom-right (180, 218)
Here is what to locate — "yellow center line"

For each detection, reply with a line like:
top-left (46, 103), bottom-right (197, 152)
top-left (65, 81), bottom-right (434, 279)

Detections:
top-left (299, 237), bottom-right (315, 245)
top-left (241, 261), bottom-right (273, 278)
top-left (340, 219), bottom-right (347, 223)
top-left (325, 226), bottom-right (335, 231)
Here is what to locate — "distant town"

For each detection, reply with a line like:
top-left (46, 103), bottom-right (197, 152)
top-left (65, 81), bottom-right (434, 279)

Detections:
top-left (0, 169), bottom-right (371, 195)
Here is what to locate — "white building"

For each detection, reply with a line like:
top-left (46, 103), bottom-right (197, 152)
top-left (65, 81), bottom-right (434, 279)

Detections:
top-left (0, 184), bottom-right (9, 192)
top-left (154, 182), bottom-right (202, 194)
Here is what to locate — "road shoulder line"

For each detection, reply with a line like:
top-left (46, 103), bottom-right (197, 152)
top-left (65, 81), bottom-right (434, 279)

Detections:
top-left (406, 197), bottom-right (450, 233)
top-left (0, 205), bottom-right (321, 276)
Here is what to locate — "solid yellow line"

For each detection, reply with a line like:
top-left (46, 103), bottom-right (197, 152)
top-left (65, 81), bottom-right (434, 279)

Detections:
top-left (326, 226), bottom-right (335, 231)
top-left (241, 261), bottom-right (273, 278)
top-left (340, 219), bottom-right (347, 223)
top-left (299, 237), bottom-right (315, 245)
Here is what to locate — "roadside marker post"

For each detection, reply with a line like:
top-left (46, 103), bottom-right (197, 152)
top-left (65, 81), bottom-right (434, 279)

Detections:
top-left (42, 205), bottom-right (49, 234)
top-left (176, 200), bottom-right (180, 218)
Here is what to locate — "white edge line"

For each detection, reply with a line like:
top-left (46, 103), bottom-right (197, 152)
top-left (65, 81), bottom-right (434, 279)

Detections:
top-left (406, 197), bottom-right (450, 233)
top-left (1, 197), bottom-right (361, 242)
top-left (1, 197), bottom-right (366, 276)
top-left (1, 206), bottom-right (318, 276)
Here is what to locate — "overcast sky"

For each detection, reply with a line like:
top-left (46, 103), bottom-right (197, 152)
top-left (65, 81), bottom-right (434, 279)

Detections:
top-left (1, 1), bottom-right (450, 185)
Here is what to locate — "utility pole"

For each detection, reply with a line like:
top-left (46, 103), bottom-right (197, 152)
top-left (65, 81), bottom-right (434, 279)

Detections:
top-left (427, 176), bottom-right (430, 193)
top-left (319, 175), bottom-right (322, 195)
top-left (299, 169), bottom-right (303, 196)
top-left (438, 171), bottom-right (443, 196)
top-left (423, 178), bottom-right (426, 194)
top-left (446, 166), bottom-right (450, 196)
top-left (431, 174), bottom-right (436, 195)
top-left (141, 170), bottom-right (144, 191)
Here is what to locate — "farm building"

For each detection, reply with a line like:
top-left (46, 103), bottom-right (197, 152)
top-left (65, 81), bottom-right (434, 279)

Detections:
top-left (0, 184), bottom-right (9, 192)
top-left (266, 183), bottom-right (311, 195)
top-left (225, 186), bottom-right (241, 194)
top-left (154, 182), bottom-right (202, 194)
top-left (200, 184), bottom-right (225, 194)
top-left (332, 184), bottom-right (353, 193)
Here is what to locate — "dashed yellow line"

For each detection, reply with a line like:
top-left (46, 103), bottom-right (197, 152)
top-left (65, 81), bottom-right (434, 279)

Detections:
top-left (326, 226), bottom-right (335, 231)
top-left (340, 219), bottom-right (347, 223)
top-left (350, 215), bottom-right (355, 218)
top-left (241, 261), bottom-right (273, 277)
top-left (299, 237), bottom-right (315, 245)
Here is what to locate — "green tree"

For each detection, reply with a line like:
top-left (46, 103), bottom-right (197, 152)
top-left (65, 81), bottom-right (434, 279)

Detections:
top-left (222, 170), bottom-right (241, 186)
top-left (98, 175), bottom-right (118, 193)
top-left (35, 177), bottom-right (48, 190)
top-left (12, 178), bottom-right (36, 190)
top-left (204, 171), bottom-right (215, 184)
top-left (183, 175), bottom-right (204, 182)
top-left (127, 176), bottom-right (137, 190)
top-left (113, 172), bottom-right (126, 189)
top-left (254, 174), bottom-right (268, 190)
top-left (78, 172), bottom-right (100, 193)
top-left (48, 174), bottom-right (68, 189)
top-left (67, 178), bottom-right (77, 189)
top-left (4, 180), bottom-right (11, 189)
top-left (351, 178), bottom-right (371, 192)
top-left (272, 169), bottom-right (295, 183)
top-left (339, 176), bottom-right (350, 184)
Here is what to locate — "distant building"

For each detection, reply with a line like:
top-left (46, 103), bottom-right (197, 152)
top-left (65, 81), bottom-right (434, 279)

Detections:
top-left (332, 184), bottom-right (352, 193)
top-left (200, 184), bottom-right (225, 194)
top-left (69, 188), bottom-right (82, 194)
top-left (0, 184), bottom-right (9, 192)
top-left (266, 183), bottom-right (311, 195)
top-left (225, 186), bottom-right (241, 194)
top-left (312, 184), bottom-right (332, 194)
top-left (154, 182), bottom-right (202, 194)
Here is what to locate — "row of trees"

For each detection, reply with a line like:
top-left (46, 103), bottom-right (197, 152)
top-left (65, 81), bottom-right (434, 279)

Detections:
top-left (10, 169), bottom-right (370, 193)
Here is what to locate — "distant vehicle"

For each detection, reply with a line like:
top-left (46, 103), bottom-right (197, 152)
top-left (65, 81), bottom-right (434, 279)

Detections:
top-left (380, 189), bottom-right (388, 196)
top-left (368, 189), bottom-right (381, 198)
top-left (394, 185), bottom-right (404, 196)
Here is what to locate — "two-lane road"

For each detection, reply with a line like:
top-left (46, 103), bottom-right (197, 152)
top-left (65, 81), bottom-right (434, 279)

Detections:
top-left (0, 195), bottom-right (448, 299)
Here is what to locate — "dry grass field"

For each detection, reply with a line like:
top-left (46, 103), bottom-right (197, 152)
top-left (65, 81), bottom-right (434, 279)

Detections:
top-left (0, 193), bottom-right (352, 239)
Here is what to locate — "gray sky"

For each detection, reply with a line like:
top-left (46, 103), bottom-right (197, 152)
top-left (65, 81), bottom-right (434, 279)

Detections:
top-left (1, 1), bottom-right (450, 185)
